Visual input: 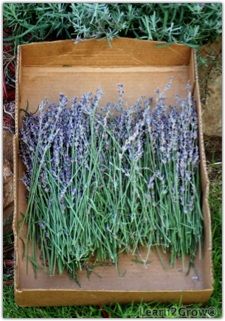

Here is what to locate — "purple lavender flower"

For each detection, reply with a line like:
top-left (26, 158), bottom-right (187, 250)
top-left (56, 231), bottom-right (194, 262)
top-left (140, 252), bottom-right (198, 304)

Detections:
top-left (20, 84), bottom-right (202, 273)
top-left (148, 176), bottom-right (155, 189)
top-left (38, 221), bottom-right (45, 229)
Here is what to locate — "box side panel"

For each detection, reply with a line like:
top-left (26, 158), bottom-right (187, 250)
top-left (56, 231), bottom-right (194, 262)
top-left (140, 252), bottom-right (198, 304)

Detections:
top-left (189, 50), bottom-right (196, 92)
top-left (192, 50), bottom-right (213, 290)
top-left (13, 45), bottom-right (22, 293)
top-left (15, 289), bottom-right (213, 307)
top-left (20, 38), bottom-right (191, 67)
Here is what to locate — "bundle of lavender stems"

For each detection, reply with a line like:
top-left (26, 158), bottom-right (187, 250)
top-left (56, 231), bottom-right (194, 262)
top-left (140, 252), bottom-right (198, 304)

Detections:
top-left (20, 84), bottom-right (203, 280)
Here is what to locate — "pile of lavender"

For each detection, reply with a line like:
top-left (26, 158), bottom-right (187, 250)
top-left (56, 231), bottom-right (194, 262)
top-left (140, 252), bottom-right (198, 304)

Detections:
top-left (20, 85), bottom-right (203, 280)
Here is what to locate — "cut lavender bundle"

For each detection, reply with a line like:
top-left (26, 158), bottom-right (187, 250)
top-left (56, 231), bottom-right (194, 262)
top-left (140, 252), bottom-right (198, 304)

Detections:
top-left (19, 84), bottom-right (203, 280)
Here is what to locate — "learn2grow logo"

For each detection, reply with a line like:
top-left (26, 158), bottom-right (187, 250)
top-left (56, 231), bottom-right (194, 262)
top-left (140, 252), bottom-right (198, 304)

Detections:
top-left (145, 306), bottom-right (217, 318)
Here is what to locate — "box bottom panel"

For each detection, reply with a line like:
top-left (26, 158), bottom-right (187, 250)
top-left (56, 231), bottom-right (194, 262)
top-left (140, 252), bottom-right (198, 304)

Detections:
top-left (16, 247), bottom-right (213, 307)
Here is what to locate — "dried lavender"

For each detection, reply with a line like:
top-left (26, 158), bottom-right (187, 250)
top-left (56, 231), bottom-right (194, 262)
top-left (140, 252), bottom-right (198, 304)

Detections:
top-left (20, 84), bottom-right (203, 280)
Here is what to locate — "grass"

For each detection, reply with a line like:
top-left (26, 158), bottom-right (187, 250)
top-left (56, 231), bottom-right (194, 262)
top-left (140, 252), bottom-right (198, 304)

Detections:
top-left (3, 3), bottom-right (222, 94)
top-left (3, 150), bottom-right (222, 318)
top-left (3, 3), bottom-right (222, 51)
